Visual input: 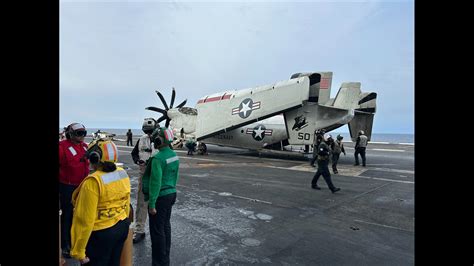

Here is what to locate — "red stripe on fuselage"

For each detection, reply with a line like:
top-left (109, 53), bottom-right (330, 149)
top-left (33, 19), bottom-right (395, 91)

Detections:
top-left (197, 93), bottom-right (233, 105)
top-left (204, 96), bottom-right (221, 103)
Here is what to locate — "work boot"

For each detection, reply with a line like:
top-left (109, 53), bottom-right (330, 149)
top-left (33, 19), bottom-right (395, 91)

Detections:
top-left (353, 163), bottom-right (359, 166)
top-left (133, 232), bottom-right (145, 244)
top-left (334, 170), bottom-right (338, 174)
top-left (331, 188), bottom-right (341, 193)
top-left (311, 185), bottom-right (321, 190)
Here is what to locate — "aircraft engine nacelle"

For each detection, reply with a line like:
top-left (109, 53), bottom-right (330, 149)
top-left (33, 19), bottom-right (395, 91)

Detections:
top-left (168, 107), bottom-right (197, 134)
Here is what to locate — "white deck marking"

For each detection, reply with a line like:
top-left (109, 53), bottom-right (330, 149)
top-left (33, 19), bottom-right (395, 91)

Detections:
top-left (354, 219), bottom-right (413, 232)
top-left (115, 147), bottom-right (414, 184)
top-left (326, 146), bottom-right (408, 152)
top-left (116, 145), bottom-right (134, 149)
top-left (179, 156), bottom-right (231, 163)
top-left (177, 184), bottom-right (272, 205)
top-left (371, 168), bottom-right (414, 174)
top-left (372, 148), bottom-right (405, 152)
top-left (365, 177), bottom-right (414, 184)
top-left (266, 165), bottom-right (414, 184)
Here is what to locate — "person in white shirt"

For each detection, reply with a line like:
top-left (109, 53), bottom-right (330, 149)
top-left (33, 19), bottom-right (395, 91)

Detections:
top-left (131, 118), bottom-right (158, 243)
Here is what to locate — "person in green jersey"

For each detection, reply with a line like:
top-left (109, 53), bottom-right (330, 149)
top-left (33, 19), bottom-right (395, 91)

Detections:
top-left (142, 127), bottom-right (179, 266)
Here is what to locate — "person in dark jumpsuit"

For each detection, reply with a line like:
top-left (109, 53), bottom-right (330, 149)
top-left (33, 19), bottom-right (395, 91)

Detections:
top-left (126, 129), bottom-right (133, 146)
top-left (311, 135), bottom-right (341, 193)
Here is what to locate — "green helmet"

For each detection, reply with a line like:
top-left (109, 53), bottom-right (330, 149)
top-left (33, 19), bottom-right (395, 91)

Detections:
top-left (151, 127), bottom-right (175, 144)
top-left (337, 134), bottom-right (343, 140)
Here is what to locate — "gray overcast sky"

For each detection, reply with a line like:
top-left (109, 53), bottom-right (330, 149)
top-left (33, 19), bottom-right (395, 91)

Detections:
top-left (60, 0), bottom-right (414, 134)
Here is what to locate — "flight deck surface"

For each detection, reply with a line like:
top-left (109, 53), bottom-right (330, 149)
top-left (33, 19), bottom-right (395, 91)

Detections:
top-left (66, 137), bottom-right (414, 265)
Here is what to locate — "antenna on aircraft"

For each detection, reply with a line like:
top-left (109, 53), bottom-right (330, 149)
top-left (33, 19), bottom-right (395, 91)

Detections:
top-left (146, 87), bottom-right (187, 127)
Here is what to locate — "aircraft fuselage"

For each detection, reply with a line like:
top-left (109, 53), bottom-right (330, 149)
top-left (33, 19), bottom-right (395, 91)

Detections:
top-left (203, 116), bottom-right (287, 150)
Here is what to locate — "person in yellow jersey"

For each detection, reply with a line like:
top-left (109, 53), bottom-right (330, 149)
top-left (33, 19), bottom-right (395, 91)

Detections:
top-left (70, 138), bottom-right (131, 265)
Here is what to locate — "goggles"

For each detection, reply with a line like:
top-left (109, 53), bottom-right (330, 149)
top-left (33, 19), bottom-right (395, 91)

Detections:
top-left (72, 130), bottom-right (87, 137)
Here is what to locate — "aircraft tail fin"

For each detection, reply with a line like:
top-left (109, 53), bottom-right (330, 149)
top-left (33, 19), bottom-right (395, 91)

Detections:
top-left (348, 92), bottom-right (377, 141)
top-left (332, 82), bottom-right (361, 109)
top-left (348, 112), bottom-right (375, 141)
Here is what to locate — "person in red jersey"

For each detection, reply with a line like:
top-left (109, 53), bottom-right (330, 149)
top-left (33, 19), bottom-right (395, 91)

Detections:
top-left (59, 122), bottom-right (90, 258)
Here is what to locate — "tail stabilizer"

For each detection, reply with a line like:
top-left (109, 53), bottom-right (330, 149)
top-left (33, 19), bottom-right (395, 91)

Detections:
top-left (348, 92), bottom-right (377, 141)
top-left (348, 112), bottom-right (375, 141)
top-left (357, 92), bottom-right (377, 113)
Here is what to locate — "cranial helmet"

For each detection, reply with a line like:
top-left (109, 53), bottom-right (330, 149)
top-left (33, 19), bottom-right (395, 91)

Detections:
top-left (151, 127), bottom-right (174, 145)
top-left (359, 130), bottom-right (365, 135)
top-left (87, 139), bottom-right (118, 164)
top-left (142, 118), bottom-right (157, 134)
top-left (324, 134), bottom-right (332, 140)
top-left (66, 122), bottom-right (87, 139)
top-left (315, 129), bottom-right (326, 136)
top-left (337, 134), bottom-right (343, 140)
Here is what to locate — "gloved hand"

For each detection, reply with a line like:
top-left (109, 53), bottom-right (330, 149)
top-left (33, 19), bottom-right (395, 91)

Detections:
top-left (79, 257), bottom-right (90, 264)
top-left (149, 208), bottom-right (157, 215)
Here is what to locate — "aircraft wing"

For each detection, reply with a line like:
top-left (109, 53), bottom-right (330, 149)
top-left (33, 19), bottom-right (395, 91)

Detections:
top-left (195, 77), bottom-right (310, 140)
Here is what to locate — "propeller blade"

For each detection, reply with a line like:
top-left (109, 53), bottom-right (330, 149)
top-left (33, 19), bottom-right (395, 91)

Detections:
top-left (165, 118), bottom-right (170, 128)
top-left (169, 87), bottom-right (176, 109)
top-left (155, 90), bottom-right (169, 110)
top-left (157, 116), bottom-right (167, 124)
top-left (176, 99), bottom-right (187, 108)
top-left (145, 106), bottom-right (167, 115)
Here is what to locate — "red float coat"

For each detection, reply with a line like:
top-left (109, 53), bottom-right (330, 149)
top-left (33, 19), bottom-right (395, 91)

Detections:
top-left (59, 139), bottom-right (90, 186)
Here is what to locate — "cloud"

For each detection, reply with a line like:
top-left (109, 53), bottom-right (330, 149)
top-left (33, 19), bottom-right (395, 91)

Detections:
top-left (60, 1), bottom-right (413, 133)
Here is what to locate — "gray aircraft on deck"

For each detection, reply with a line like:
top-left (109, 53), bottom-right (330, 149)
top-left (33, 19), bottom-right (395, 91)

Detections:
top-left (146, 71), bottom-right (377, 151)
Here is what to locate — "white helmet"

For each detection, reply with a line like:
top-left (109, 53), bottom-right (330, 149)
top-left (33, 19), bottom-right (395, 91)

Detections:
top-left (65, 122), bottom-right (87, 139)
top-left (359, 130), bottom-right (365, 135)
top-left (142, 118), bottom-right (157, 134)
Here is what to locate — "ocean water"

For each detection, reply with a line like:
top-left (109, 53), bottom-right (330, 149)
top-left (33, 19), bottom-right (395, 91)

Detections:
top-left (60, 128), bottom-right (145, 137)
top-left (84, 128), bottom-right (145, 136)
top-left (330, 132), bottom-right (414, 144)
